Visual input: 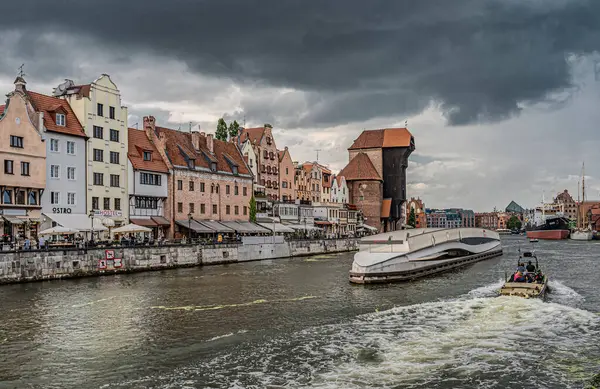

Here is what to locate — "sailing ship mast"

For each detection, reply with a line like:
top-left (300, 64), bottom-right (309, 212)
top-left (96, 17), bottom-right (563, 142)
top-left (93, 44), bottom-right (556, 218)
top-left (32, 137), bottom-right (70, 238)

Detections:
top-left (582, 162), bottom-right (587, 228)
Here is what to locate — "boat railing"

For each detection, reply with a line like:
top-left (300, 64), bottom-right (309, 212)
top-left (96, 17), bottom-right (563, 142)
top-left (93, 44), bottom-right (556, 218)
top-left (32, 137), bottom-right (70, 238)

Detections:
top-left (359, 228), bottom-right (499, 253)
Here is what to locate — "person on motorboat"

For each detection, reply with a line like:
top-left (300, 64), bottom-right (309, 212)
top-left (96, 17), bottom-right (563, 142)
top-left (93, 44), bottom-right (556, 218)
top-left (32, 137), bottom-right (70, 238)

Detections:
top-left (517, 263), bottom-right (526, 273)
top-left (512, 271), bottom-right (526, 282)
top-left (526, 261), bottom-right (536, 272)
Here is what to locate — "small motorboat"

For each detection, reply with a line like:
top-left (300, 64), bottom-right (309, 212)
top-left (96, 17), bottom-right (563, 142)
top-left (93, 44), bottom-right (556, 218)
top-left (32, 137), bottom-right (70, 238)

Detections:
top-left (499, 250), bottom-right (548, 299)
top-left (529, 238), bottom-right (539, 243)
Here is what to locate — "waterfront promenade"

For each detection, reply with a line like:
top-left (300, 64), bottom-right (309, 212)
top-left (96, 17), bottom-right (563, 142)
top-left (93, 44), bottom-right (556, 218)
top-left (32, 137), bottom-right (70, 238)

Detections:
top-left (0, 238), bottom-right (358, 284)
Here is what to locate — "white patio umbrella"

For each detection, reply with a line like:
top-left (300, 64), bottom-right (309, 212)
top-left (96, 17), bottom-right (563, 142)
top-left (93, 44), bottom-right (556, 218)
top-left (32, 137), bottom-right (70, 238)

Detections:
top-left (112, 223), bottom-right (152, 234)
top-left (39, 226), bottom-right (79, 236)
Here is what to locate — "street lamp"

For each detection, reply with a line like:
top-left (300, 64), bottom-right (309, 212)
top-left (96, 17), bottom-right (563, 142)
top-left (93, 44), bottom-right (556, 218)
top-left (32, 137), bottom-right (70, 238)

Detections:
top-left (88, 210), bottom-right (95, 243)
top-left (303, 217), bottom-right (307, 238)
top-left (187, 212), bottom-right (193, 241)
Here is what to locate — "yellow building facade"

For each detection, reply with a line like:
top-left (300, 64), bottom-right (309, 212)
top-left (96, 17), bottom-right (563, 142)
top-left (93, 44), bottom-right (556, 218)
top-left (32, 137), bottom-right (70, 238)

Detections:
top-left (54, 75), bottom-right (129, 226)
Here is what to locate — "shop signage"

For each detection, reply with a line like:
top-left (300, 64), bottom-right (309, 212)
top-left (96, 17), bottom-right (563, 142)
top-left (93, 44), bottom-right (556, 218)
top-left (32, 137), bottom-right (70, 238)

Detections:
top-left (94, 210), bottom-right (123, 217)
top-left (52, 207), bottom-right (72, 214)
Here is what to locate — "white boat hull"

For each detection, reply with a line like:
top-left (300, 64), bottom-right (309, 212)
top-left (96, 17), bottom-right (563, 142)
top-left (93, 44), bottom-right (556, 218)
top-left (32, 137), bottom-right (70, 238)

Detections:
top-left (349, 228), bottom-right (502, 283)
top-left (570, 230), bottom-right (593, 241)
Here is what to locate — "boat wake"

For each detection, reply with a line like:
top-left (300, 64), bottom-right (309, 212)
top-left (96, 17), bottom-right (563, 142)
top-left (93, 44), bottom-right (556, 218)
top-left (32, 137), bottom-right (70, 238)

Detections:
top-left (107, 282), bottom-right (600, 389)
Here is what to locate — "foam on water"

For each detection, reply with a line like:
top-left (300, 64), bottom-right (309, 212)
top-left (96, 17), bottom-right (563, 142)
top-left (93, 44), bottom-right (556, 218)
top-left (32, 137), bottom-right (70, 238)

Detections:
top-left (107, 282), bottom-right (600, 389)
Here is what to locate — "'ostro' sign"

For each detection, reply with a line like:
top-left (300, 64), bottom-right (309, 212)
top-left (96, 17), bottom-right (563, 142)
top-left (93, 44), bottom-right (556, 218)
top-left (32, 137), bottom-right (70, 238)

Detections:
top-left (52, 208), bottom-right (72, 214)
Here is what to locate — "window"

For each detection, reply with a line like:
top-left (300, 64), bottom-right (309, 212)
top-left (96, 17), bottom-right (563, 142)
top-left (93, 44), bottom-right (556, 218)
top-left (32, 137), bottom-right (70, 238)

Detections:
top-left (93, 126), bottom-right (103, 139)
top-left (50, 164), bottom-right (59, 178)
top-left (66, 167), bottom-right (75, 180)
top-left (143, 151), bottom-right (152, 161)
top-left (135, 197), bottom-right (158, 209)
top-left (66, 141), bottom-right (75, 155)
top-left (234, 186), bottom-right (239, 195)
top-left (93, 172), bottom-right (104, 185)
top-left (28, 191), bottom-right (37, 205)
top-left (210, 162), bottom-right (217, 171)
top-left (67, 192), bottom-right (76, 205)
top-left (140, 173), bottom-right (161, 186)
top-left (243, 187), bottom-right (247, 196)
top-left (188, 159), bottom-right (195, 169)
top-left (115, 198), bottom-right (121, 211)
top-left (97, 103), bottom-right (104, 117)
top-left (2, 190), bottom-right (12, 204)
top-left (10, 135), bottom-right (23, 148)
top-left (56, 113), bottom-right (65, 126)
top-left (232, 166), bottom-right (238, 175)
top-left (110, 151), bottom-right (119, 164)
top-left (215, 185), bottom-right (219, 194)
top-left (21, 162), bottom-right (29, 176)
top-left (92, 197), bottom-right (99, 210)
top-left (15, 191), bottom-right (25, 205)
top-left (212, 205), bottom-right (217, 214)
top-left (51, 192), bottom-right (60, 205)
top-left (235, 205), bottom-right (239, 215)
top-left (189, 203), bottom-right (195, 213)
top-left (178, 202), bottom-right (183, 213)
top-left (103, 197), bottom-right (110, 210)
top-left (226, 185), bottom-right (230, 195)
top-left (244, 206), bottom-right (248, 216)
top-left (50, 139), bottom-right (59, 152)
top-left (109, 129), bottom-right (119, 142)
top-left (177, 180), bottom-right (183, 190)
top-left (286, 167), bottom-right (289, 175)
top-left (110, 174), bottom-right (120, 187)
top-left (226, 205), bottom-right (231, 215)
top-left (200, 204), bottom-right (206, 214)
top-left (109, 106), bottom-right (115, 119)
top-left (93, 149), bottom-right (104, 162)
top-left (282, 181), bottom-right (287, 188)
top-left (189, 181), bottom-right (194, 191)
top-left (200, 182), bottom-right (205, 192)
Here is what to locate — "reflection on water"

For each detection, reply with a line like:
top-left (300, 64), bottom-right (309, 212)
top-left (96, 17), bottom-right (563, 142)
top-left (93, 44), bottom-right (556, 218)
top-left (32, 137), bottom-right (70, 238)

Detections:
top-left (0, 237), bottom-right (598, 389)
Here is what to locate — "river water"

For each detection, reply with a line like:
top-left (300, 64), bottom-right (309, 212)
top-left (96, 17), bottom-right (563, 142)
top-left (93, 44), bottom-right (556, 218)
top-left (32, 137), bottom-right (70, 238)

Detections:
top-left (0, 237), bottom-right (598, 389)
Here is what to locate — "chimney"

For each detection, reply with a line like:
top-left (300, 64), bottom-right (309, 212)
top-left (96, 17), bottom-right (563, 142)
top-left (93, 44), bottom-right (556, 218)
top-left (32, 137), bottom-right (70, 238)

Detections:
top-left (191, 131), bottom-right (201, 150)
top-left (14, 76), bottom-right (27, 94)
top-left (37, 111), bottom-right (44, 133)
top-left (207, 134), bottom-right (214, 153)
top-left (143, 115), bottom-right (156, 137)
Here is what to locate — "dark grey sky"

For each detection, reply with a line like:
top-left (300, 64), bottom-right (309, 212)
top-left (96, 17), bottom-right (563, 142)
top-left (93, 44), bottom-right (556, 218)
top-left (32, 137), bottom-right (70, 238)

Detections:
top-left (2, 0), bottom-right (600, 210)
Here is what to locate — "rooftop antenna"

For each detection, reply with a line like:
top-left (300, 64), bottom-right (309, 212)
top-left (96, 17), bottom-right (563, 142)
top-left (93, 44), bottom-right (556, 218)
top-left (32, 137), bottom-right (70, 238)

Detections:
top-left (189, 121), bottom-right (192, 133)
top-left (18, 64), bottom-right (25, 78)
top-left (133, 122), bottom-right (139, 129)
top-left (316, 149), bottom-right (322, 162)
top-left (243, 115), bottom-right (246, 127)
top-left (405, 119), bottom-right (408, 128)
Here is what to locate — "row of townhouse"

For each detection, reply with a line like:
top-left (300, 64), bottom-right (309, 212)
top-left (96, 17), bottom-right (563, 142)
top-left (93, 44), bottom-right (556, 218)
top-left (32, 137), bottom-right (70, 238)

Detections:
top-left (425, 208), bottom-right (476, 229)
top-left (0, 73), bottom-right (384, 242)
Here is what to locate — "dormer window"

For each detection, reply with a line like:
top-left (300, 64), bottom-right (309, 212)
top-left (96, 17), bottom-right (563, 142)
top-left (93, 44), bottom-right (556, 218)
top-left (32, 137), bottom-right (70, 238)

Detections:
top-left (211, 162), bottom-right (217, 172)
top-left (232, 166), bottom-right (238, 175)
top-left (143, 151), bottom-right (152, 161)
top-left (56, 113), bottom-right (66, 127)
top-left (188, 159), bottom-right (195, 169)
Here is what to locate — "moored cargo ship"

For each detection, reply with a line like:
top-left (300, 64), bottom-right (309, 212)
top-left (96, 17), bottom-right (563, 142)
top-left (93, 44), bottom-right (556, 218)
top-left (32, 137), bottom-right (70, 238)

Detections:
top-left (526, 215), bottom-right (570, 240)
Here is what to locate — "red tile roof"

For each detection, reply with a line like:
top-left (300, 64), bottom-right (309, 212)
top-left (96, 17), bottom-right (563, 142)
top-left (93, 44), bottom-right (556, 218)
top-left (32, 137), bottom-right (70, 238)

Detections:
top-left (27, 91), bottom-right (86, 138)
top-left (338, 152), bottom-right (381, 181)
top-left (156, 126), bottom-right (250, 176)
top-left (239, 127), bottom-right (265, 144)
top-left (127, 128), bottom-right (169, 173)
top-left (66, 84), bottom-right (91, 98)
top-left (278, 150), bottom-right (285, 161)
top-left (381, 199), bottom-right (392, 218)
top-left (0, 105), bottom-right (4, 115)
top-left (349, 128), bottom-right (413, 150)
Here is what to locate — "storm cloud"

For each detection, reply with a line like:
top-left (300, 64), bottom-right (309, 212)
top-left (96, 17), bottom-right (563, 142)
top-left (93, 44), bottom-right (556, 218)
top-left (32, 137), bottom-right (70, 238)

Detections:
top-left (2, 0), bottom-right (600, 126)
top-left (2, 0), bottom-right (600, 210)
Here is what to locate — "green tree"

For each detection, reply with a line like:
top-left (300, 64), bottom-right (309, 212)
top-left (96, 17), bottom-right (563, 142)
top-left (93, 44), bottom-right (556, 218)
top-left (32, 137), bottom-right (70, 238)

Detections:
top-left (215, 118), bottom-right (228, 141)
top-left (407, 207), bottom-right (416, 228)
top-left (228, 120), bottom-right (240, 139)
top-left (249, 195), bottom-right (257, 222)
top-left (507, 215), bottom-right (522, 230)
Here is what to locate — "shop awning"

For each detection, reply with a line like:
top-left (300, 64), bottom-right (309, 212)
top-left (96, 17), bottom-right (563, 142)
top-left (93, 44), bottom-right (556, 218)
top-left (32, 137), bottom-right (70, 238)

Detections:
top-left (258, 222), bottom-right (295, 233)
top-left (130, 218), bottom-right (157, 227)
top-left (197, 220), bottom-right (233, 233)
top-left (284, 223), bottom-right (322, 231)
top-left (219, 221), bottom-right (270, 233)
top-left (2, 216), bottom-right (24, 224)
top-left (151, 216), bottom-right (170, 226)
top-left (315, 221), bottom-right (333, 226)
top-left (176, 220), bottom-right (213, 233)
top-left (42, 213), bottom-right (108, 232)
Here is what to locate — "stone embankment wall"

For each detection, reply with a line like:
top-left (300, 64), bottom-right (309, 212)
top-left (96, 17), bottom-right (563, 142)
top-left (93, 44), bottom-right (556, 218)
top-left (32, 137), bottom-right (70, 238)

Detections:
top-left (0, 239), bottom-right (359, 284)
